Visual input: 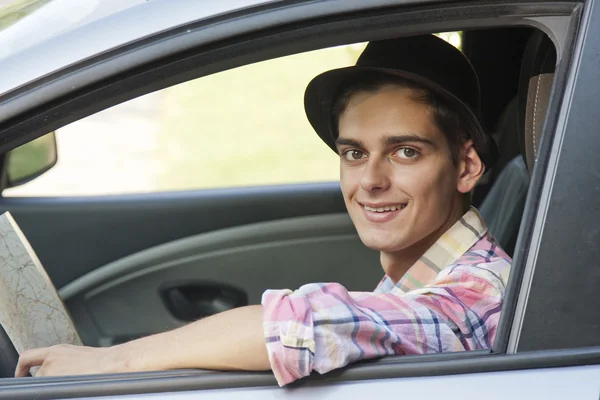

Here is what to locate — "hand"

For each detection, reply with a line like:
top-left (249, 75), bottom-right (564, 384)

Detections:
top-left (15, 344), bottom-right (127, 377)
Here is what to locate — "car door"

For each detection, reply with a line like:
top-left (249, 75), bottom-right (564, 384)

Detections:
top-left (1, 0), bottom-right (600, 399)
top-left (0, 1), bottom-right (385, 347)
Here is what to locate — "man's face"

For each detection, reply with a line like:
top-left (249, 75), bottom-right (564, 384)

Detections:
top-left (336, 85), bottom-right (464, 254)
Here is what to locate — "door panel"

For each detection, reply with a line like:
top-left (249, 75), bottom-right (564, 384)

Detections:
top-left (60, 213), bottom-right (380, 346)
top-left (0, 182), bottom-right (348, 289)
top-left (0, 182), bottom-right (384, 346)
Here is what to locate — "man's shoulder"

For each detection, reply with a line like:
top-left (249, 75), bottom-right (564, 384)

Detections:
top-left (440, 233), bottom-right (512, 289)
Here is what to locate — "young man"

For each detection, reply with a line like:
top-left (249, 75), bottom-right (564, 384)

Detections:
top-left (15, 34), bottom-right (511, 386)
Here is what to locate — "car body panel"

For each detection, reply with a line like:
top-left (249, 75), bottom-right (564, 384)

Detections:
top-left (0, 0), bottom-right (446, 102)
top-left (0, 0), bottom-right (278, 95)
top-left (63, 365), bottom-right (600, 400)
top-left (0, 0), bottom-right (146, 61)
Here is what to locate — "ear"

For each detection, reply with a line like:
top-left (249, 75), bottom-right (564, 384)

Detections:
top-left (456, 140), bottom-right (485, 194)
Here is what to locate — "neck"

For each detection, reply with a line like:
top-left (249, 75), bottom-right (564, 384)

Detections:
top-left (381, 202), bottom-right (468, 284)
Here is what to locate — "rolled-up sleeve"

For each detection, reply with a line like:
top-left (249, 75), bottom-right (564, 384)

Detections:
top-left (261, 260), bottom-right (507, 386)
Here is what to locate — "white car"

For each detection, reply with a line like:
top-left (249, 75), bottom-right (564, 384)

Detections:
top-left (0, 0), bottom-right (599, 398)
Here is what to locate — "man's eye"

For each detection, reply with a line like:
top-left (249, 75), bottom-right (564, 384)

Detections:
top-left (396, 147), bottom-right (419, 159)
top-left (343, 150), bottom-right (366, 161)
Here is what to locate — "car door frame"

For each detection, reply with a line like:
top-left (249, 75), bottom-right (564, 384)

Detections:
top-left (0, 0), bottom-right (598, 398)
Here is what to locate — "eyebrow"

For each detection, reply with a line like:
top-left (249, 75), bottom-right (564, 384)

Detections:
top-left (335, 134), bottom-right (436, 150)
top-left (383, 134), bottom-right (436, 148)
top-left (335, 137), bottom-right (364, 150)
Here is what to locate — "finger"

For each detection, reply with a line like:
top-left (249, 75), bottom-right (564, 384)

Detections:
top-left (15, 348), bottom-right (52, 377)
top-left (34, 365), bottom-right (46, 377)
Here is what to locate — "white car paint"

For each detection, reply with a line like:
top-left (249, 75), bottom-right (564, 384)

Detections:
top-left (0, 0), bottom-right (145, 60)
top-left (65, 365), bottom-right (600, 399)
top-left (0, 0), bottom-right (279, 97)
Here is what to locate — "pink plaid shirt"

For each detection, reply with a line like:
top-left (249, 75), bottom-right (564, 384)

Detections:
top-left (261, 207), bottom-right (512, 386)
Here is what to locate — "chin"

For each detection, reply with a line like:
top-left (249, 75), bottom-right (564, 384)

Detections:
top-left (358, 230), bottom-right (406, 252)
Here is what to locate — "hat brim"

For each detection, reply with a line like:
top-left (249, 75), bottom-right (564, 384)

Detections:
top-left (304, 66), bottom-right (498, 169)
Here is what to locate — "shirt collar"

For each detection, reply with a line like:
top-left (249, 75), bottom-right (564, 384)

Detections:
top-left (390, 206), bottom-right (488, 294)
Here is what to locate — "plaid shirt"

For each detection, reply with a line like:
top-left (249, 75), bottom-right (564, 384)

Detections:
top-left (262, 207), bottom-right (511, 386)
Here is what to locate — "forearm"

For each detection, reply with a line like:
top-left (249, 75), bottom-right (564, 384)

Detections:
top-left (117, 305), bottom-right (270, 372)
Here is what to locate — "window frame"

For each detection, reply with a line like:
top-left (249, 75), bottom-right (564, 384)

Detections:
top-left (0, 0), bottom-right (593, 397)
top-left (508, 0), bottom-right (600, 352)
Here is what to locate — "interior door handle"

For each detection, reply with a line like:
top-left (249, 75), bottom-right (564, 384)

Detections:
top-left (160, 281), bottom-right (248, 322)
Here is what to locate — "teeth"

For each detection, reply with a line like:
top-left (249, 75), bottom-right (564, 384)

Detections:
top-left (364, 204), bottom-right (406, 212)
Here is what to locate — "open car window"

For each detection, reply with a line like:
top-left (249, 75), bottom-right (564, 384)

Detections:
top-left (3, 34), bottom-right (466, 197)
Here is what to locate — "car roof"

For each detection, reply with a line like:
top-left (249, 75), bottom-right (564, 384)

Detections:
top-left (0, 0), bottom-right (565, 106)
top-left (0, 0), bottom-right (279, 97)
top-left (0, 0), bottom-right (146, 61)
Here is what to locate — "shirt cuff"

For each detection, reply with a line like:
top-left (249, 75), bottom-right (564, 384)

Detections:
top-left (261, 288), bottom-right (316, 386)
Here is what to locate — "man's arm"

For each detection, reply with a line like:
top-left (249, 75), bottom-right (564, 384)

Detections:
top-left (263, 262), bottom-right (507, 385)
top-left (15, 305), bottom-right (269, 377)
top-left (16, 260), bottom-right (507, 386)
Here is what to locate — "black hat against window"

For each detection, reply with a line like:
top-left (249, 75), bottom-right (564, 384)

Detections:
top-left (304, 34), bottom-right (499, 170)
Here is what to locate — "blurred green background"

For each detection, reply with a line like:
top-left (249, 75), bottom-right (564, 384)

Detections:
top-left (153, 44), bottom-right (368, 191)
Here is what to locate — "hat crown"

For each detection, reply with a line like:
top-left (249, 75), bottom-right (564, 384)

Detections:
top-left (356, 35), bottom-right (481, 116)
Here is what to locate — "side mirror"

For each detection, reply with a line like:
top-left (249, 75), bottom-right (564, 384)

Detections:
top-left (5, 132), bottom-right (58, 188)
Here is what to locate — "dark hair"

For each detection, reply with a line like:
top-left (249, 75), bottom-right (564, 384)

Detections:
top-left (331, 71), bottom-right (476, 166)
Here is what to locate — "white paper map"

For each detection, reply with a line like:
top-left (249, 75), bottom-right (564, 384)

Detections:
top-left (0, 211), bottom-right (81, 356)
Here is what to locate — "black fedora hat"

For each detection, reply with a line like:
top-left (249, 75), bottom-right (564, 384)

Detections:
top-left (304, 34), bottom-right (498, 170)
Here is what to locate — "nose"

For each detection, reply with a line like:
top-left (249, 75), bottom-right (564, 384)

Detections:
top-left (360, 156), bottom-right (391, 193)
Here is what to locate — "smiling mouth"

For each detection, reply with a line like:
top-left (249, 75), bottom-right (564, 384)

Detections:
top-left (362, 203), bottom-right (407, 213)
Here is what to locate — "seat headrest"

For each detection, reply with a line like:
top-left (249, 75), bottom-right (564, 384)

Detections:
top-left (518, 31), bottom-right (557, 173)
